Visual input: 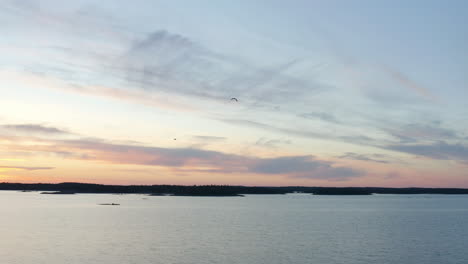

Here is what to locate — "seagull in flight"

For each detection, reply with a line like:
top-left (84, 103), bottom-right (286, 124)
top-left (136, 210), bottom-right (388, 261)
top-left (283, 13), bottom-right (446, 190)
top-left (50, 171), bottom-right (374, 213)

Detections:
top-left (230, 97), bottom-right (238, 102)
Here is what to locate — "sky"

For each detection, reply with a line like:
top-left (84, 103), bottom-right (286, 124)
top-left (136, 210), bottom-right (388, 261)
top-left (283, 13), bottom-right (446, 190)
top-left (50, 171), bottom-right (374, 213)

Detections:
top-left (1, 0), bottom-right (467, 187)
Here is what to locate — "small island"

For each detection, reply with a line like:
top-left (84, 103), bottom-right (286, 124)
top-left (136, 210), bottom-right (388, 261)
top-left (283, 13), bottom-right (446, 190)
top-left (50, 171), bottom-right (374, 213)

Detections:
top-left (40, 191), bottom-right (76, 195)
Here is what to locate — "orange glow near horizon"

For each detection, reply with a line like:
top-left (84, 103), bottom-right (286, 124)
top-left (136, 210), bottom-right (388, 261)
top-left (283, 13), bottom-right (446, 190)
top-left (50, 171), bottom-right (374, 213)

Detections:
top-left (0, 134), bottom-right (467, 187)
top-left (0, 154), bottom-right (466, 188)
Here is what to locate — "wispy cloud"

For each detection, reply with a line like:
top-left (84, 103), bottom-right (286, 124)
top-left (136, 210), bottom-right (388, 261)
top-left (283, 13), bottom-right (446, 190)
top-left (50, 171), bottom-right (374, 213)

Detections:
top-left (57, 139), bottom-right (363, 180)
top-left (255, 137), bottom-right (291, 148)
top-left (4, 19), bottom-right (321, 113)
top-left (0, 0), bottom-right (129, 45)
top-left (188, 135), bottom-right (228, 148)
top-left (0, 124), bottom-right (365, 181)
top-left (312, 25), bottom-right (438, 105)
top-left (384, 122), bottom-right (459, 143)
top-left (0, 166), bottom-right (54, 171)
top-left (381, 65), bottom-right (437, 102)
top-left (221, 118), bottom-right (378, 146)
top-left (222, 118), bottom-right (468, 165)
top-left (386, 141), bottom-right (468, 161)
top-left (192, 135), bottom-right (227, 142)
top-left (222, 119), bottom-right (324, 139)
top-left (0, 124), bottom-right (70, 135)
top-left (0, 70), bottom-right (198, 113)
top-left (69, 84), bottom-right (200, 112)
top-left (299, 112), bottom-right (340, 123)
top-left (337, 152), bottom-right (389, 164)
top-left (120, 30), bottom-right (321, 106)
top-left (249, 156), bottom-right (364, 180)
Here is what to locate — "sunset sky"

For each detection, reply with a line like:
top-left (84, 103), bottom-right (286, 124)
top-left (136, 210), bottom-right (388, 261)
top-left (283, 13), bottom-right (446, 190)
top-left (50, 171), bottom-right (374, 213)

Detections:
top-left (1, 0), bottom-right (467, 187)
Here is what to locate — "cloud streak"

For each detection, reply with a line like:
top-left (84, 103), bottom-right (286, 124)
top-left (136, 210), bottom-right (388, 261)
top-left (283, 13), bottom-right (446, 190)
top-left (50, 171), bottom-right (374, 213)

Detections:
top-left (120, 30), bottom-right (321, 107)
top-left (337, 152), bottom-right (390, 164)
top-left (0, 69), bottom-right (199, 113)
top-left (250, 156), bottom-right (364, 180)
top-left (221, 118), bottom-right (377, 146)
top-left (384, 122), bottom-right (459, 143)
top-left (255, 137), bottom-right (292, 148)
top-left (58, 139), bottom-right (363, 180)
top-left (299, 112), bottom-right (340, 123)
top-left (0, 124), bottom-right (364, 181)
top-left (0, 166), bottom-right (54, 171)
top-left (0, 124), bottom-right (70, 135)
top-left (192, 135), bottom-right (227, 142)
top-left (386, 141), bottom-right (468, 161)
top-left (381, 65), bottom-right (437, 102)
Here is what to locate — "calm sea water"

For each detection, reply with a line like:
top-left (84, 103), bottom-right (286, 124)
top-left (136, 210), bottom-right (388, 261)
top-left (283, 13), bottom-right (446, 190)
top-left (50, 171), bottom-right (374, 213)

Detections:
top-left (1, 191), bottom-right (467, 264)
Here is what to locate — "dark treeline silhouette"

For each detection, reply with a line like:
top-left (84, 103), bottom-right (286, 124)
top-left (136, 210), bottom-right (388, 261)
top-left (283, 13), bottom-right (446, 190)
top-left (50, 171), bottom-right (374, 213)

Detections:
top-left (0, 182), bottom-right (283, 196)
top-left (309, 188), bottom-right (372, 195)
top-left (1, 182), bottom-right (468, 196)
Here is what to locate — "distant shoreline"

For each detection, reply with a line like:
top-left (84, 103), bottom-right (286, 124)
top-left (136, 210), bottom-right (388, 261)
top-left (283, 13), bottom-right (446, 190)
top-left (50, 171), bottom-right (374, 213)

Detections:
top-left (2, 182), bottom-right (468, 196)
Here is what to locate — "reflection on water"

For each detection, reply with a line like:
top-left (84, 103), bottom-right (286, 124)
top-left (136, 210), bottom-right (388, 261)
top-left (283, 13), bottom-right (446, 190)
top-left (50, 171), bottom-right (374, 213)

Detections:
top-left (1, 192), bottom-right (467, 264)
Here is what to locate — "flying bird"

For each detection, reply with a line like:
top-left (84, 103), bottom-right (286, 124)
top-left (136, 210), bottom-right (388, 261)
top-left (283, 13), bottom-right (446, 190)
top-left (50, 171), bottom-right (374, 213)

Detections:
top-left (230, 97), bottom-right (238, 102)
